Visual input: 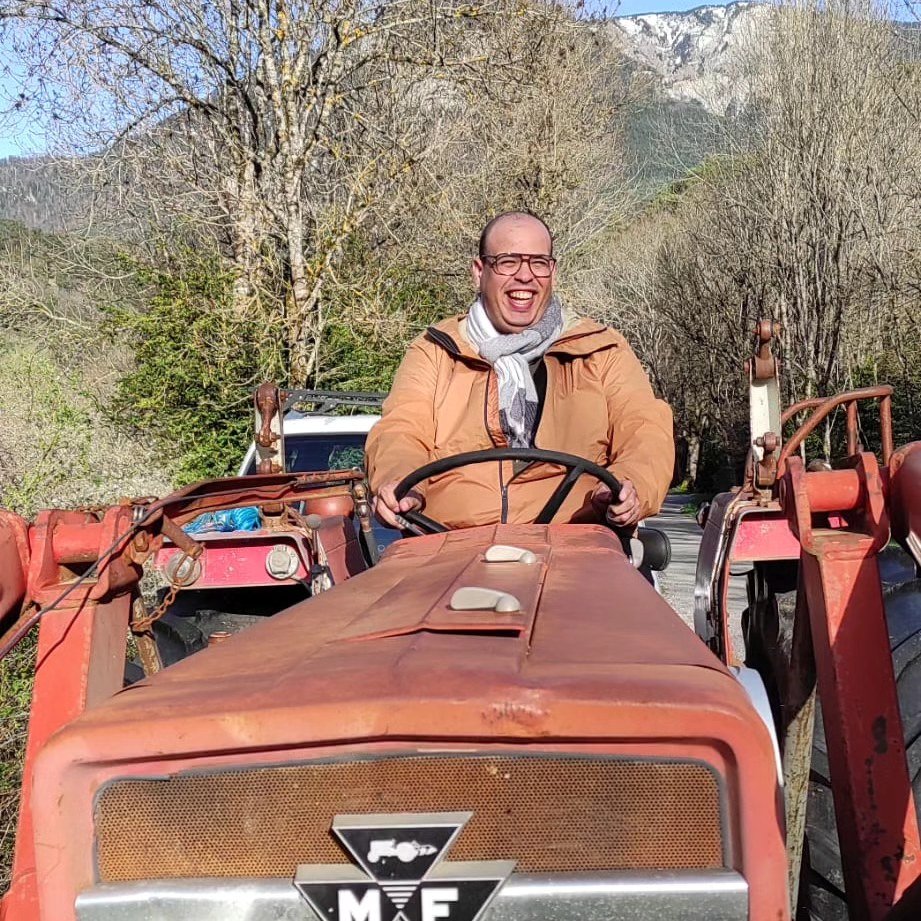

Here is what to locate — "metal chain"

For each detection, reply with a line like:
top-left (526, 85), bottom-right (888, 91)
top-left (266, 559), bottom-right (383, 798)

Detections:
top-left (131, 567), bottom-right (184, 634)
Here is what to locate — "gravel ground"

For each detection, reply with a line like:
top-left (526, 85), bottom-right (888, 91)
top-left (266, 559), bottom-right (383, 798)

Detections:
top-left (647, 494), bottom-right (748, 655)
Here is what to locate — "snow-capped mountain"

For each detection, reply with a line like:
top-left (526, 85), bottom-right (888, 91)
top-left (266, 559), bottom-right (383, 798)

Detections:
top-left (611, 2), bottom-right (769, 115)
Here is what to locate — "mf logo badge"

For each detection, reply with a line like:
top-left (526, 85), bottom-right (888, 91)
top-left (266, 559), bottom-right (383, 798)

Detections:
top-left (294, 811), bottom-right (515, 921)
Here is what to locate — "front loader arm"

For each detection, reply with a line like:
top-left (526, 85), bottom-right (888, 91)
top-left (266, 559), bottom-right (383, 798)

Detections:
top-left (0, 468), bottom-right (367, 919)
top-left (2, 503), bottom-right (139, 920)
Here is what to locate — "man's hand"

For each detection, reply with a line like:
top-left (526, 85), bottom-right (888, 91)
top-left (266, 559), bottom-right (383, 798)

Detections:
top-left (591, 479), bottom-right (641, 529)
top-left (373, 479), bottom-right (424, 529)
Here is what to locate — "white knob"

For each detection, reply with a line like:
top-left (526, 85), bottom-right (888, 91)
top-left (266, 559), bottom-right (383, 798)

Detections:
top-left (449, 587), bottom-right (521, 613)
top-left (484, 544), bottom-right (537, 564)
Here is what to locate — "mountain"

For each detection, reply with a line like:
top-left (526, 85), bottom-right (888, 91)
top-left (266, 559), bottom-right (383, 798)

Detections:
top-left (0, 156), bottom-right (90, 233)
top-left (611, 2), bottom-right (769, 115)
top-left (0, 5), bottom-right (764, 231)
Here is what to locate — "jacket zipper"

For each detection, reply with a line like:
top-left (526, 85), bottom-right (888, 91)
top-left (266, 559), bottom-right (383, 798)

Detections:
top-left (434, 323), bottom-right (565, 525)
top-left (482, 365), bottom-right (508, 524)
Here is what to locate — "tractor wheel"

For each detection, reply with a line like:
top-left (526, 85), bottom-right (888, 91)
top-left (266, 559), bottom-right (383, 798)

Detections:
top-left (742, 562), bottom-right (798, 735)
top-left (801, 576), bottom-right (921, 921)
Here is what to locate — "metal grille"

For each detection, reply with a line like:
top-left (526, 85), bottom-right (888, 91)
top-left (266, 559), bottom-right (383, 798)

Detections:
top-left (95, 755), bottom-right (724, 881)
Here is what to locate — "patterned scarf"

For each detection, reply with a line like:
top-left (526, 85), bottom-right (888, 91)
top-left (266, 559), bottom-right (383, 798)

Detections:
top-left (466, 294), bottom-right (564, 448)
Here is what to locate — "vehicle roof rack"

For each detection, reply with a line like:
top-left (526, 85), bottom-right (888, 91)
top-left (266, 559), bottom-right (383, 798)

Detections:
top-left (282, 389), bottom-right (386, 415)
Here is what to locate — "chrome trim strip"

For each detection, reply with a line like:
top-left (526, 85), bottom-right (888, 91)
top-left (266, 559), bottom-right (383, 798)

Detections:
top-left (76, 870), bottom-right (748, 921)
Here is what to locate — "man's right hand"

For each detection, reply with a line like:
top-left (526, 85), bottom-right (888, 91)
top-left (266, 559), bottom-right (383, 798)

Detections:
top-left (373, 479), bottom-right (424, 529)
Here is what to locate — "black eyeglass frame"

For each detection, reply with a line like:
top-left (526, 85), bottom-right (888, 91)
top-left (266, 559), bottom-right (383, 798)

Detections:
top-left (480, 252), bottom-right (557, 278)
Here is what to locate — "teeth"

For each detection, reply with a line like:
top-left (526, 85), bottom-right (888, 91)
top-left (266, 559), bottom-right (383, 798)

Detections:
top-left (509, 292), bottom-right (533, 301)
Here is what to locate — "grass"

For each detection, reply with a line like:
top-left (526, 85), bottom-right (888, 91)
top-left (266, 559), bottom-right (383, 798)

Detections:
top-left (0, 636), bottom-right (36, 890)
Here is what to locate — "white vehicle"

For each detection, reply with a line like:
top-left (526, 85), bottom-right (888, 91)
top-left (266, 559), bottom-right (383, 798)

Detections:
top-left (239, 389), bottom-right (399, 556)
top-left (240, 389), bottom-right (384, 476)
top-left (240, 408), bottom-right (380, 477)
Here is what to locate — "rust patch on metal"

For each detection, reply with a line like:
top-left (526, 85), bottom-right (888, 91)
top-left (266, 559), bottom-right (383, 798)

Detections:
top-left (873, 716), bottom-right (889, 755)
top-left (751, 319), bottom-right (782, 382)
top-left (254, 382), bottom-right (281, 450)
top-left (482, 701), bottom-right (549, 729)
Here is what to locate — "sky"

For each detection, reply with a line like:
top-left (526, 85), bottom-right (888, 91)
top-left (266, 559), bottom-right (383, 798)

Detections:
top-left (612, 0), bottom-right (733, 13)
top-left (0, 0), bottom-right (737, 160)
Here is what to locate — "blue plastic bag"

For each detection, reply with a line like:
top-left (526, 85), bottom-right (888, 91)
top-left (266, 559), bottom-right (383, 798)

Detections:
top-left (183, 506), bottom-right (261, 534)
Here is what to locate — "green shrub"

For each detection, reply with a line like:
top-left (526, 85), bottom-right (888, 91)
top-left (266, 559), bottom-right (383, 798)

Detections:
top-left (107, 249), bottom-right (455, 482)
top-left (108, 258), bottom-right (286, 484)
top-left (0, 636), bottom-right (36, 891)
top-left (317, 267), bottom-right (454, 392)
top-left (0, 337), bottom-right (171, 515)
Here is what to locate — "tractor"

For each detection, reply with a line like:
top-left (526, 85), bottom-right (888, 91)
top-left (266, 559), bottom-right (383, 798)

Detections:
top-left (0, 322), bottom-right (917, 921)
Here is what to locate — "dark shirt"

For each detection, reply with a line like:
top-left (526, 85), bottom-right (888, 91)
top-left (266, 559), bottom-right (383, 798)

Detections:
top-left (530, 358), bottom-right (549, 435)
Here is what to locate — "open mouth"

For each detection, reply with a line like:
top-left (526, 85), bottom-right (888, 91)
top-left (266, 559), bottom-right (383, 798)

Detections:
top-left (505, 289), bottom-right (537, 311)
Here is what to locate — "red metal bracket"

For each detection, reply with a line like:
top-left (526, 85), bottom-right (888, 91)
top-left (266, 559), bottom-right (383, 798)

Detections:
top-left (784, 454), bottom-right (921, 920)
top-left (0, 510), bottom-right (29, 624)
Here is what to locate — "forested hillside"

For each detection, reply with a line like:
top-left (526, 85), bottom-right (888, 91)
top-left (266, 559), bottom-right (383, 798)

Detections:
top-left (0, 0), bottom-right (917, 499)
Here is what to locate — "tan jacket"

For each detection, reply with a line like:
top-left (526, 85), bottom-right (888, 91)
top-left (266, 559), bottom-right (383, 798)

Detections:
top-left (366, 313), bottom-right (674, 528)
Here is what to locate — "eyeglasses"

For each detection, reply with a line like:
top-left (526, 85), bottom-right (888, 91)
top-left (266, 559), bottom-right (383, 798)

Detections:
top-left (481, 252), bottom-right (556, 278)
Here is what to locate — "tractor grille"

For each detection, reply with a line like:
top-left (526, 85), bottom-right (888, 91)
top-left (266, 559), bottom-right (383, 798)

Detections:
top-left (94, 755), bottom-right (725, 881)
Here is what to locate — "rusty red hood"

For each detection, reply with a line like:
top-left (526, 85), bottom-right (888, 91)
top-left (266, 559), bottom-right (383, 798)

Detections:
top-left (39, 525), bottom-right (752, 762)
top-left (29, 525), bottom-right (788, 921)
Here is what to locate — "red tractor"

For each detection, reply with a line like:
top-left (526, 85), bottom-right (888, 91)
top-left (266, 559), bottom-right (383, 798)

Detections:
top-left (0, 323), bottom-right (917, 921)
top-left (695, 323), bottom-right (921, 919)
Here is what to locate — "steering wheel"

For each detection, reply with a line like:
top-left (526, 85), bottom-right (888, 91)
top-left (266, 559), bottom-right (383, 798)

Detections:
top-left (393, 447), bottom-right (623, 534)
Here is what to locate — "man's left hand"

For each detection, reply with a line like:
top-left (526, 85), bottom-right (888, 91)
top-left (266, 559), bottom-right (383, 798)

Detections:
top-left (591, 479), bottom-right (641, 529)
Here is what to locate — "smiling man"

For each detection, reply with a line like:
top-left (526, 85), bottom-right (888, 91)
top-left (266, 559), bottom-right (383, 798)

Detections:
top-left (367, 211), bottom-right (674, 530)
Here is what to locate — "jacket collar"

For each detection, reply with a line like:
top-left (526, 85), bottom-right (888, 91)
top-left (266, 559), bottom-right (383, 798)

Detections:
top-left (426, 312), bottom-right (620, 362)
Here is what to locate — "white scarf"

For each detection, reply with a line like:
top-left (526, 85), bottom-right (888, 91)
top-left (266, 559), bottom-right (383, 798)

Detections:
top-left (465, 295), bottom-right (564, 447)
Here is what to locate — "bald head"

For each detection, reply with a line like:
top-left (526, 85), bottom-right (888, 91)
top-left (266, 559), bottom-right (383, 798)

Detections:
top-left (478, 211), bottom-right (553, 257)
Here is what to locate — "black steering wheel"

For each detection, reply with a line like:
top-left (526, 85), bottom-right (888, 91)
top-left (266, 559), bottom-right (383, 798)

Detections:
top-left (393, 447), bottom-right (623, 534)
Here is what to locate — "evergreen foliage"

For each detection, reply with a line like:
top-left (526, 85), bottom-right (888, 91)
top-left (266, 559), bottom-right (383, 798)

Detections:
top-left (108, 258), bottom-right (287, 484)
top-left (318, 267), bottom-right (455, 392)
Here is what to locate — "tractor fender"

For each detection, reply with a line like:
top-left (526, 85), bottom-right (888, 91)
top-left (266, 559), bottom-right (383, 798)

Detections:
top-left (891, 443), bottom-right (921, 569)
top-left (731, 665), bottom-right (783, 783)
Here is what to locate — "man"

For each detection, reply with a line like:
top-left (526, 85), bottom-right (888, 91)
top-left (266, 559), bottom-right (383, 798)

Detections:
top-left (367, 211), bottom-right (674, 530)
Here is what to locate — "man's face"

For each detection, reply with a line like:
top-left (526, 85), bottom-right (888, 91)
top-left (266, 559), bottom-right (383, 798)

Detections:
top-left (472, 216), bottom-right (556, 333)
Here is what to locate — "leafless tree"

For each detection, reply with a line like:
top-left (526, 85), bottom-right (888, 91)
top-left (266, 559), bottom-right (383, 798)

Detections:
top-left (298, 13), bottom-right (643, 389)
top-left (604, 0), bottom-right (921, 484)
top-left (368, 19), bottom-right (639, 304)
top-left (1, 0), bottom-right (581, 383)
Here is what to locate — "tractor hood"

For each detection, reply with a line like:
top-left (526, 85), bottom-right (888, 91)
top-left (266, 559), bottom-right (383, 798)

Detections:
top-left (47, 525), bottom-right (736, 757)
top-left (30, 524), bottom-right (788, 921)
